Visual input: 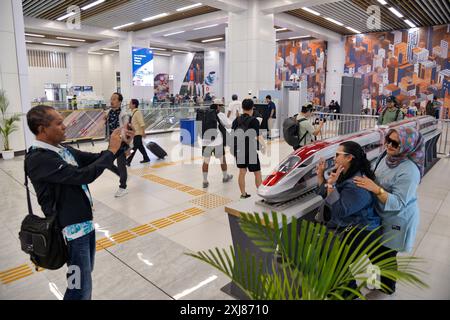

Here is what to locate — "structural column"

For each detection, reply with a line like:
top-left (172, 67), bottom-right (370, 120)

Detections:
top-left (325, 40), bottom-right (346, 105)
top-left (225, 0), bottom-right (276, 101)
top-left (119, 32), bottom-right (153, 102)
top-left (0, 0), bottom-right (32, 151)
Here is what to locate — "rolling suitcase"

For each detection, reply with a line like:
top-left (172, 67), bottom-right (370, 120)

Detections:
top-left (146, 141), bottom-right (167, 159)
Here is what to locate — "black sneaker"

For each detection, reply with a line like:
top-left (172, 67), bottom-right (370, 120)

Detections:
top-left (140, 160), bottom-right (150, 164)
top-left (240, 193), bottom-right (251, 199)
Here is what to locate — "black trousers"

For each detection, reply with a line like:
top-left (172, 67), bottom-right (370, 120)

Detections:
top-left (127, 135), bottom-right (150, 164)
top-left (110, 153), bottom-right (127, 189)
top-left (341, 228), bottom-right (398, 295)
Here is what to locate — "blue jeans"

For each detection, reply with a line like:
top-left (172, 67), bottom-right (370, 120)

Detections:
top-left (63, 231), bottom-right (96, 300)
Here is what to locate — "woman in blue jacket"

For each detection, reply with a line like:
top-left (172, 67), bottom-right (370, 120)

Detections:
top-left (316, 141), bottom-right (381, 233)
top-left (354, 126), bottom-right (424, 294)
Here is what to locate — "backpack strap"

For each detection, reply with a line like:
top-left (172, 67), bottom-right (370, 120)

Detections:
top-left (395, 108), bottom-right (400, 121)
top-left (24, 149), bottom-right (62, 219)
top-left (297, 118), bottom-right (308, 146)
top-left (374, 150), bottom-right (387, 172)
top-left (24, 155), bottom-right (34, 217)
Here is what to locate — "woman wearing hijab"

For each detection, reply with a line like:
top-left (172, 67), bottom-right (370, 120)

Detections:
top-left (354, 125), bottom-right (425, 295)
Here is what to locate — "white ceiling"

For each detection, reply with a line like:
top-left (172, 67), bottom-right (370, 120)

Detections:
top-left (82, 0), bottom-right (199, 29)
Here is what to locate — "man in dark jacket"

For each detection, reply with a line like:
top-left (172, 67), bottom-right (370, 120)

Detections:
top-left (25, 105), bottom-right (133, 300)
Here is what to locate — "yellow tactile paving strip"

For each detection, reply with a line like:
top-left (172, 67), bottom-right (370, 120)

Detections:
top-left (1, 206), bottom-right (206, 285)
top-left (190, 193), bottom-right (233, 209)
top-left (0, 264), bottom-right (34, 285)
top-left (128, 156), bottom-right (204, 176)
top-left (141, 174), bottom-right (208, 197)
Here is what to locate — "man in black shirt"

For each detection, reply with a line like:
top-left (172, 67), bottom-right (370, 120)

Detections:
top-left (25, 105), bottom-right (133, 300)
top-left (232, 99), bottom-right (266, 199)
top-left (266, 95), bottom-right (276, 140)
top-left (105, 92), bottom-right (129, 197)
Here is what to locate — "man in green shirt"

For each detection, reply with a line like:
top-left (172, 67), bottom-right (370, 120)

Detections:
top-left (377, 96), bottom-right (404, 125)
top-left (294, 104), bottom-right (324, 150)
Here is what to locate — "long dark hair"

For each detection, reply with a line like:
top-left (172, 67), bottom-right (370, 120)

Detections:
top-left (337, 141), bottom-right (375, 184)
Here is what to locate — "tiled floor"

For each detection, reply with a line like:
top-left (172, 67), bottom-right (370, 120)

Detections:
top-left (0, 132), bottom-right (449, 300)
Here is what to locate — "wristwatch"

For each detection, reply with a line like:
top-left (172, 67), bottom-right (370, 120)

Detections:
top-left (377, 187), bottom-right (385, 195)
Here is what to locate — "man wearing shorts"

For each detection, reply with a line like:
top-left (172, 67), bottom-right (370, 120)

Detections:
top-left (231, 99), bottom-right (266, 199)
top-left (201, 100), bottom-right (233, 188)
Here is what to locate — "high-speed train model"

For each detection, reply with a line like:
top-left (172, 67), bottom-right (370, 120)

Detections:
top-left (258, 116), bottom-right (439, 204)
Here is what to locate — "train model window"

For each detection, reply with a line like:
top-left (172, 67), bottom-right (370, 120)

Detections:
top-left (279, 156), bottom-right (301, 173)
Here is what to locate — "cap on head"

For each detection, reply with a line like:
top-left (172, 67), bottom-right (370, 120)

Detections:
top-left (213, 98), bottom-right (224, 105)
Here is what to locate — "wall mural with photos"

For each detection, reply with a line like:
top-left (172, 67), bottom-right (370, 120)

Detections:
top-left (275, 39), bottom-right (327, 106)
top-left (344, 24), bottom-right (450, 113)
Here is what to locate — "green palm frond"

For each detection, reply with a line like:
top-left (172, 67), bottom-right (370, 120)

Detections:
top-left (0, 90), bottom-right (21, 151)
top-left (187, 212), bottom-right (428, 300)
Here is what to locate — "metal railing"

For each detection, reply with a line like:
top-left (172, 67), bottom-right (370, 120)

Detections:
top-left (311, 112), bottom-right (379, 140)
top-left (310, 112), bottom-right (449, 155)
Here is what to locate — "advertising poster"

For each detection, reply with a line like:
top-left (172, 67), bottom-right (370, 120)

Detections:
top-left (132, 47), bottom-right (154, 87)
top-left (154, 73), bottom-right (170, 100)
top-left (179, 52), bottom-right (204, 96)
top-left (204, 50), bottom-right (219, 97)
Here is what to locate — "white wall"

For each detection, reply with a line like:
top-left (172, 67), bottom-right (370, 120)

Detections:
top-left (0, 0), bottom-right (30, 152)
top-left (26, 48), bottom-right (172, 102)
top-left (101, 53), bottom-right (119, 99)
top-left (325, 40), bottom-right (346, 105)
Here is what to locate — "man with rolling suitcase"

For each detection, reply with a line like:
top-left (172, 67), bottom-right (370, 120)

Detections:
top-left (126, 99), bottom-right (150, 165)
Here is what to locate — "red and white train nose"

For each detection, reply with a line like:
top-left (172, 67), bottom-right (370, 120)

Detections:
top-left (257, 116), bottom-right (438, 204)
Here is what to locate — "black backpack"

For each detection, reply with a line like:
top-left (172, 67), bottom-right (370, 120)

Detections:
top-left (283, 115), bottom-right (308, 147)
top-left (196, 108), bottom-right (218, 136)
top-left (231, 115), bottom-right (256, 156)
top-left (19, 160), bottom-right (68, 271)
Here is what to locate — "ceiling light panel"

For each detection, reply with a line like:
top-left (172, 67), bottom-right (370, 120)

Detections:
top-left (142, 13), bottom-right (169, 22)
top-left (176, 3), bottom-right (202, 12)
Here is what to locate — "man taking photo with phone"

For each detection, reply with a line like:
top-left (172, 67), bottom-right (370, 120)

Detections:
top-left (25, 105), bottom-right (134, 300)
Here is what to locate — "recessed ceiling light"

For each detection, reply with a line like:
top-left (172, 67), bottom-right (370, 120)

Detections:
top-left (113, 22), bottom-right (135, 30)
top-left (288, 35), bottom-right (311, 39)
top-left (194, 24), bottom-right (219, 30)
top-left (172, 50), bottom-right (189, 53)
top-left (25, 33), bottom-right (45, 38)
top-left (42, 42), bottom-right (71, 47)
top-left (142, 13), bottom-right (169, 22)
top-left (81, 0), bottom-right (105, 11)
top-left (102, 48), bottom-right (119, 52)
top-left (388, 7), bottom-right (403, 18)
top-left (377, 0), bottom-right (387, 5)
top-left (346, 27), bottom-right (361, 34)
top-left (56, 12), bottom-right (76, 21)
top-left (201, 37), bottom-right (223, 43)
top-left (163, 31), bottom-right (185, 37)
top-left (325, 17), bottom-right (344, 26)
top-left (56, 37), bottom-right (86, 42)
top-left (276, 28), bottom-right (288, 32)
top-left (302, 7), bottom-right (320, 16)
top-left (176, 3), bottom-right (202, 12)
top-left (404, 19), bottom-right (416, 28)
top-left (88, 52), bottom-right (104, 55)
top-left (149, 47), bottom-right (167, 51)
top-left (154, 53), bottom-right (171, 57)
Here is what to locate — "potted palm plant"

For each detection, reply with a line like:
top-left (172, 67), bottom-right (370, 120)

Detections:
top-left (188, 212), bottom-right (428, 300)
top-left (0, 90), bottom-right (21, 160)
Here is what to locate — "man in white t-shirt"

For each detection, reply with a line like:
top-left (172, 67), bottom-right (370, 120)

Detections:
top-left (226, 94), bottom-right (242, 123)
top-left (202, 99), bottom-right (233, 188)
